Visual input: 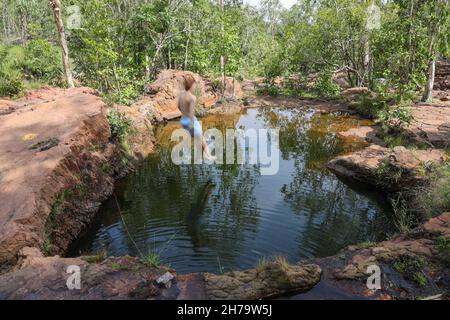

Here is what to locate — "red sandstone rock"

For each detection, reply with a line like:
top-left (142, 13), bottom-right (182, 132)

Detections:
top-left (407, 102), bottom-right (450, 148)
top-left (0, 87), bottom-right (113, 264)
top-left (327, 144), bottom-right (448, 191)
top-left (423, 212), bottom-right (450, 238)
top-left (145, 70), bottom-right (220, 120)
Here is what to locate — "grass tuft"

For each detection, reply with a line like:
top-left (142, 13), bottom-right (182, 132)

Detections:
top-left (140, 251), bottom-right (161, 268)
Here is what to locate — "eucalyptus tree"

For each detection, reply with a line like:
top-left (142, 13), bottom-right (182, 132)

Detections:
top-left (49, 0), bottom-right (74, 87)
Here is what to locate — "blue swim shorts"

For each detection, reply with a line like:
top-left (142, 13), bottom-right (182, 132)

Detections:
top-left (180, 116), bottom-right (203, 138)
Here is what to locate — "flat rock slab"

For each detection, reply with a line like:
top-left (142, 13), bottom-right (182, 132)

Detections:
top-left (0, 87), bottom-right (110, 263)
top-left (327, 145), bottom-right (448, 191)
top-left (408, 102), bottom-right (450, 148)
top-left (0, 247), bottom-right (321, 300)
top-left (338, 125), bottom-right (385, 146)
top-left (245, 96), bottom-right (352, 113)
top-left (293, 212), bottom-right (450, 300)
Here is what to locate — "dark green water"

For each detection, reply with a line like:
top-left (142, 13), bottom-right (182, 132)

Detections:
top-left (70, 107), bottom-right (394, 273)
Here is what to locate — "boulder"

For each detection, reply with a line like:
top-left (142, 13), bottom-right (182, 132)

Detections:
top-left (0, 250), bottom-right (321, 300)
top-left (144, 70), bottom-right (219, 120)
top-left (327, 145), bottom-right (448, 191)
top-left (204, 262), bottom-right (321, 300)
top-left (407, 102), bottom-right (450, 148)
top-left (0, 254), bottom-right (169, 300)
top-left (333, 71), bottom-right (351, 89)
top-left (215, 76), bottom-right (243, 98)
top-left (342, 87), bottom-right (370, 102)
top-left (112, 105), bottom-right (155, 160)
top-left (0, 87), bottom-right (115, 263)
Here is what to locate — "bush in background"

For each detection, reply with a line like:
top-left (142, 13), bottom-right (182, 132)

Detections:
top-left (0, 41), bottom-right (63, 97)
top-left (0, 44), bottom-right (25, 96)
top-left (314, 72), bottom-right (341, 98)
top-left (24, 39), bottom-right (62, 85)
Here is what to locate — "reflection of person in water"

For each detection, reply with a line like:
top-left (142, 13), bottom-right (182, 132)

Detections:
top-left (178, 74), bottom-right (214, 161)
top-left (186, 180), bottom-right (214, 247)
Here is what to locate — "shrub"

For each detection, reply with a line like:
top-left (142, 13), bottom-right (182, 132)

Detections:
top-left (106, 83), bottom-right (142, 106)
top-left (24, 39), bottom-right (62, 84)
top-left (140, 251), bottom-right (161, 268)
top-left (393, 255), bottom-right (428, 286)
top-left (0, 72), bottom-right (24, 97)
top-left (211, 79), bottom-right (224, 93)
top-left (413, 162), bottom-right (450, 219)
top-left (376, 102), bottom-right (414, 133)
top-left (282, 77), bottom-right (310, 97)
top-left (0, 44), bottom-right (25, 97)
top-left (314, 72), bottom-right (341, 98)
top-left (107, 110), bottom-right (133, 153)
top-left (355, 92), bottom-right (387, 119)
top-left (256, 86), bottom-right (280, 97)
top-left (390, 193), bottom-right (418, 232)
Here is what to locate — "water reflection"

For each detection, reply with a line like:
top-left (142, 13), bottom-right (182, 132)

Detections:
top-left (70, 107), bottom-right (394, 273)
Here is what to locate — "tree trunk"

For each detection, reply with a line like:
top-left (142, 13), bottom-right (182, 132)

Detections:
top-left (422, 58), bottom-right (435, 102)
top-left (220, 0), bottom-right (225, 95)
top-left (150, 35), bottom-right (164, 79)
top-left (184, 16), bottom-right (190, 70)
top-left (49, 0), bottom-right (74, 88)
top-left (421, 1), bottom-right (442, 102)
top-left (362, 35), bottom-right (371, 87)
top-left (20, 11), bottom-right (27, 45)
top-left (145, 55), bottom-right (150, 79)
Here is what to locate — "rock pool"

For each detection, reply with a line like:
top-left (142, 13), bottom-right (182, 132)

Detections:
top-left (70, 107), bottom-right (394, 273)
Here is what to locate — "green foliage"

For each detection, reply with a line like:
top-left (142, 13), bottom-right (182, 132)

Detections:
top-left (413, 162), bottom-right (450, 219)
top-left (256, 256), bottom-right (268, 273)
top-left (1, 0), bottom-right (448, 103)
top-left (107, 110), bottom-right (132, 145)
top-left (0, 40), bottom-right (62, 96)
top-left (0, 71), bottom-right (24, 97)
top-left (41, 236), bottom-right (52, 257)
top-left (110, 261), bottom-right (123, 270)
top-left (376, 103), bottom-right (414, 133)
top-left (106, 80), bottom-right (143, 106)
top-left (375, 159), bottom-right (404, 187)
top-left (100, 162), bottom-right (113, 174)
top-left (49, 190), bottom-right (69, 220)
top-left (390, 193), bottom-right (418, 232)
top-left (393, 255), bottom-right (428, 286)
top-left (256, 85), bottom-right (280, 97)
top-left (314, 72), bottom-right (341, 98)
top-left (437, 237), bottom-right (450, 253)
top-left (0, 44), bottom-right (25, 96)
top-left (355, 91), bottom-right (414, 148)
top-left (140, 251), bottom-right (161, 268)
top-left (274, 255), bottom-right (289, 272)
top-left (24, 39), bottom-right (62, 84)
top-left (355, 93), bottom-right (388, 119)
top-left (82, 248), bottom-right (108, 263)
top-left (358, 241), bottom-right (377, 249)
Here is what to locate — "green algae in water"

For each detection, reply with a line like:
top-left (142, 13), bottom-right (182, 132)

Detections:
top-left (70, 107), bottom-right (395, 273)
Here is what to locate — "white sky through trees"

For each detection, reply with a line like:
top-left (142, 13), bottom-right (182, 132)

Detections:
top-left (245, 0), bottom-right (297, 9)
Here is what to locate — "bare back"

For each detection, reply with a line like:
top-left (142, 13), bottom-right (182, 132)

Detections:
top-left (178, 90), bottom-right (196, 119)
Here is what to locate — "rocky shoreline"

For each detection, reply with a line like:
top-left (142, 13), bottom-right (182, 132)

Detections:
top-left (0, 71), bottom-right (449, 299)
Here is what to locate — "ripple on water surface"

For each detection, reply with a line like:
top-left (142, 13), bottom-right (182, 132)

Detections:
top-left (70, 107), bottom-right (394, 274)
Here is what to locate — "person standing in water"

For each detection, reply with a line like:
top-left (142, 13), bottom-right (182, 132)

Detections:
top-left (178, 74), bottom-right (214, 161)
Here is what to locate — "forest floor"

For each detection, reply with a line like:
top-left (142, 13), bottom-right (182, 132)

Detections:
top-left (0, 74), bottom-right (448, 299)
